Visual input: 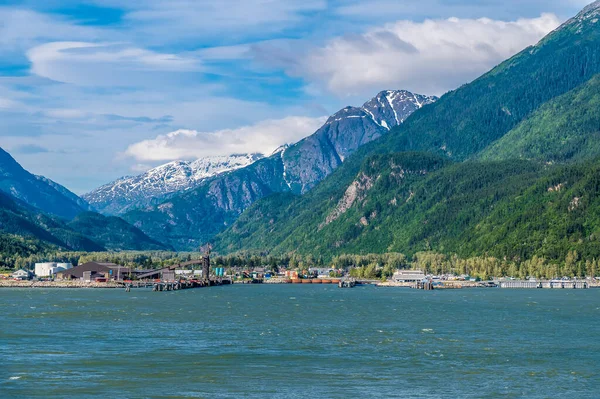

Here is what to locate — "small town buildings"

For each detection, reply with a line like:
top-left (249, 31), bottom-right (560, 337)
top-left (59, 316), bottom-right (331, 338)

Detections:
top-left (34, 262), bottom-right (72, 277)
top-left (55, 262), bottom-right (131, 281)
top-left (310, 268), bottom-right (334, 278)
top-left (285, 270), bottom-right (299, 279)
top-left (392, 270), bottom-right (426, 283)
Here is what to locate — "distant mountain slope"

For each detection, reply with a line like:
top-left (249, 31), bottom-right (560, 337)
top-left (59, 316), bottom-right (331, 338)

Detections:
top-left (35, 175), bottom-right (93, 212)
top-left (0, 148), bottom-right (172, 253)
top-left (0, 189), bottom-right (172, 253)
top-left (0, 147), bottom-right (90, 220)
top-left (479, 74), bottom-right (600, 162)
top-left (213, 1), bottom-right (600, 262)
top-left (84, 153), bottom-right (264, 215)
top-left (281, 91), bottom-right (437, 193)
top-left (215, 153), bottom-right (600, 265)
top-left (122, 90), bottom-right (437, 250)
top-left (0, 190), bottom-right (105, 253)
top-left (68, 212), bottom-right (173, 251)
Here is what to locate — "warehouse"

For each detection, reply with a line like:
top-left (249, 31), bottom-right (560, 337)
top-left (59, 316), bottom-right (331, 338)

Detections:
top-left (55, 262), bottom-right (131, 282)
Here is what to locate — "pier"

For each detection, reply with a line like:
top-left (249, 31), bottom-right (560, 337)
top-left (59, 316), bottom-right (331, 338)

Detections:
top-left (499, 280), bottom-right (590, 289)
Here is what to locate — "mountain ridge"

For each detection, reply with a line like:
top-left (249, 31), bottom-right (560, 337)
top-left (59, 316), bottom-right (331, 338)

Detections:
top-left (0, 147), bottom-right (90, 220)
top-left (84, 153), bottom-right (264, 215)
top-left (0, 148), bottom-right (173, 253)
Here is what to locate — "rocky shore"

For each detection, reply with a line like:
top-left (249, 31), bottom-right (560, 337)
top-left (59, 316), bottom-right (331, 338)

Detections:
top-left (0, 280), bottom-right (123, 289)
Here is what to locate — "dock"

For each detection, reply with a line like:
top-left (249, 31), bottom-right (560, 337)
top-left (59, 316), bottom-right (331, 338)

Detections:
top-left (499, 280), bottom-right (590, 289)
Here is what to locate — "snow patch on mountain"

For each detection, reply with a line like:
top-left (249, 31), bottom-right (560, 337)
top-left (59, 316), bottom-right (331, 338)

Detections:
top-left (84, 153), bottom-right (263, 214)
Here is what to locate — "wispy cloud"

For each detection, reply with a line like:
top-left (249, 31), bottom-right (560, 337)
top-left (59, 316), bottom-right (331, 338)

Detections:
top-left (27, 41), bottom-right (200, 86)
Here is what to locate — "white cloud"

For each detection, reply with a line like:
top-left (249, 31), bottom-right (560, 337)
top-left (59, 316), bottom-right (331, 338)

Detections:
top-left (0, 9), bottom-right (104, 53)
top-left (118, 0), bottom-right (327, 45)
top-left (124, 116), bottom-right (327, 162)
top-left (27, 41), bottom-right (200, 86)
top-left (261, 13), bottom-right (561, 96)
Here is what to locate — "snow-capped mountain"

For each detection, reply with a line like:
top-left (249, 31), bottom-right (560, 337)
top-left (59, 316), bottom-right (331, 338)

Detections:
top-left (119, 89), bottom-right (438, 250)
top-left (280, 90), bottom-right (438, 193)
top-left (84, 153), bottom-right (263, 215)
top-left (362, 90), bottom-right (437, 130)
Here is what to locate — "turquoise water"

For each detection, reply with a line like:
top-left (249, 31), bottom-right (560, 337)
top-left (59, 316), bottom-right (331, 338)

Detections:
top-left (1, 285), bottom-right (599, 398)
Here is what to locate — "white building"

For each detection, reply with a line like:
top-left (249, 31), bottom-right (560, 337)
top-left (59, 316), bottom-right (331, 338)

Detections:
top-left (392, 270), bottom-right (426, 283)
top-left (12, 269), bottom-right (31, 280)
top-left (34, 262), bottom-right (73, 277)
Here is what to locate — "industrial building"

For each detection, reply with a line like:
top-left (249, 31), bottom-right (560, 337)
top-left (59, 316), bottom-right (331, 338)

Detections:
top-left (55, 262), bottom-right (132, 282)
top-left (34, 262), bottom-right (73, 278)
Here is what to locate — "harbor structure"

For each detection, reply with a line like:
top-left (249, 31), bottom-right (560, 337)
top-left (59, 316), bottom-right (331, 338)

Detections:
top-left (392, 270), bottom-right (426, 283)
top-left (499, 280), bottom-right (589, 289)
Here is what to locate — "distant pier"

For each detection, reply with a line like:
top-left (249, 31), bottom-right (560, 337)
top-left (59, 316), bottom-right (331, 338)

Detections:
top-left (499, 280), bottom-right (590, 289)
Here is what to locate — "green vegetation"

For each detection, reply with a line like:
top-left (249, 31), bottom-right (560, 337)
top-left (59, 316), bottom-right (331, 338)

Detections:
top-left (215, 153), bottom-right (600, 272)
top-left (68, 212), bottom-right (172, 251)
top-left (480, 75), bottom-right (600, 162)
top-left (0, 190), bottom-right (171, 265)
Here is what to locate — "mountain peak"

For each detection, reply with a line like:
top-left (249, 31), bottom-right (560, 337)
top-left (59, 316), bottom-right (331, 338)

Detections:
top-left (361, 89), bottom-right (437, 130)
top-left (271, 144), bottom-right (290, 156)
top-left (582, 0), bottom-right (600, 13)
top-left (557, 1), bottom-right (600, 32)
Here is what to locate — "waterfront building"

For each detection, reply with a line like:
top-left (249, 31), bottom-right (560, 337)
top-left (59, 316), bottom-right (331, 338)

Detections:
top-left (392, 270), bottom-right (426, 283)
top-left (55, 262), bottom-right (131, 281)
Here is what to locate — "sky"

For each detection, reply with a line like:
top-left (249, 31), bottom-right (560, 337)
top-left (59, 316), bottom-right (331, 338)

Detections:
top-left (0, 0), bottom-right (591, 194)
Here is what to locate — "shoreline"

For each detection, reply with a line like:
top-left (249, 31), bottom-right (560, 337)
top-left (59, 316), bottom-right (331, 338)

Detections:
top-left (2, 279), bottom-right (598, 289)
top-left (0, 280), bottom-right (123, 289)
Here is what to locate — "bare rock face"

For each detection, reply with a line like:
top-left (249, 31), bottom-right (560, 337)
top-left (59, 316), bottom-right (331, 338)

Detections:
top-left (281, 91), bottom-right (437, 194)
top-left (322, 172), bottom-right (375, 228)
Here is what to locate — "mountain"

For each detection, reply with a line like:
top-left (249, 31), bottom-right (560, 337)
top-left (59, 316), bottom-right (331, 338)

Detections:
top-left (0, 190), bottom-right (105, 254)
top-left (215, 153), bottom-right (600, 265)
top-left (84, 153), bottom-right (264, 215)
top-left (0, 148), bottom-right (173, 254)
top-left (0, 187), bottom-right (173, 254)
top-left (67, 212), bottom-right (172, 251)
top-left (120, 90), bottom-right (437, 250)
top-left (213, 1), bottom-right (600, 265)
top-left (281, 90), bottom-right (437, 194)
top-left (0, 147), bottom-right (90, 220)
top-left (478, 74), bottom-right (600, 163)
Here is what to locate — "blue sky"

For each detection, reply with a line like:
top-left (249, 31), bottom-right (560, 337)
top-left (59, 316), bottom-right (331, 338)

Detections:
top-left (0, 0), bottom-right (590, 193)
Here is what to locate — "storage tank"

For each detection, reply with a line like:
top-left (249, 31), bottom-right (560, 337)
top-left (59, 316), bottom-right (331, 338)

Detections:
top-left (35, 263), bottom-right (57, 277)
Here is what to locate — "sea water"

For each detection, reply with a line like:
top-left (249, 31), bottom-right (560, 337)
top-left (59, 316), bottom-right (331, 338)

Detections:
top-left (1, 285), bottom-right (599, 398)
